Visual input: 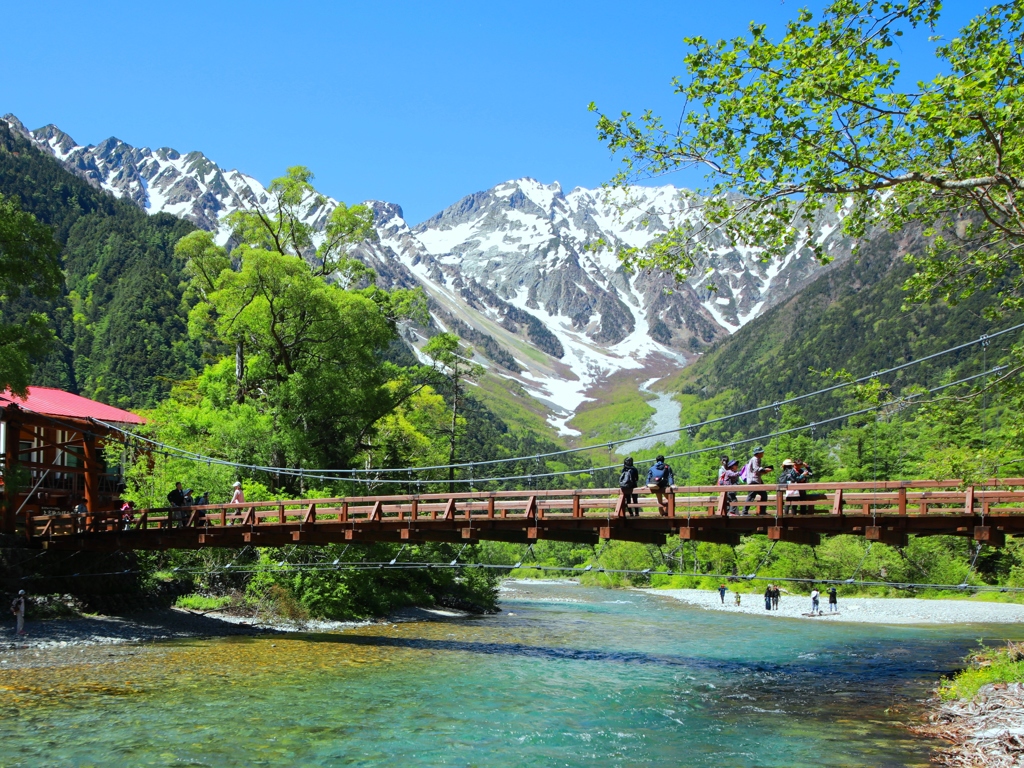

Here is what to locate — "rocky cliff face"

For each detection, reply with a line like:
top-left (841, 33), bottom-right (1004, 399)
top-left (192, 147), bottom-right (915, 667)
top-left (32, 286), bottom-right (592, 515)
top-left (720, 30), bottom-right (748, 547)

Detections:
top-left (3, 114), bottom-right (852, 433)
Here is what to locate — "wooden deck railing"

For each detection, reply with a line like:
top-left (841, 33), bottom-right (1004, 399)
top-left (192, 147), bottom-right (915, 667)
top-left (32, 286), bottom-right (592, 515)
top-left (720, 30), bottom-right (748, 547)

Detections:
top-left (27, 476), bottom-right (1024, 551)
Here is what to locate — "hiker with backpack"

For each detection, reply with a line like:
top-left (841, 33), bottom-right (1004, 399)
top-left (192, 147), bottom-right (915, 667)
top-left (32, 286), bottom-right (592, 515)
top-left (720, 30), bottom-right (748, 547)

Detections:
top-left (618, 457), bottom-right (640, 517)
top-left (645, 455), bottom-right (675, 516)
top-left (718, 458), bottom-right (741, 514)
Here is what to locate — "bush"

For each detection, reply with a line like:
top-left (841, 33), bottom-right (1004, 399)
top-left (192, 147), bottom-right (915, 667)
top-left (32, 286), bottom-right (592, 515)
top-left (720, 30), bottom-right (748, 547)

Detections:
top-left (939, 643), bottom-right (1024, 701)
top-left (175, 594), bottom-right (232, 612)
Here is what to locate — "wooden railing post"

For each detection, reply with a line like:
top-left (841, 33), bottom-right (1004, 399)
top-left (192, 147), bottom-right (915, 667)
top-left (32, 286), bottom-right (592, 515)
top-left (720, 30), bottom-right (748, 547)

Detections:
top-left (486, 496), bottom-right (494, 519)
top-left (831, 489), bottom-right (844, 516)
top-left (898, 487), bottom-right (907, 515)
top-left (410, 499), bottom-right (418, 521)
top-left (667, 488), bottom-right (675, 518)
top-left (572, 493), bottom-right (581, 518)
top-left (964, 486), bottom-right (975, 514)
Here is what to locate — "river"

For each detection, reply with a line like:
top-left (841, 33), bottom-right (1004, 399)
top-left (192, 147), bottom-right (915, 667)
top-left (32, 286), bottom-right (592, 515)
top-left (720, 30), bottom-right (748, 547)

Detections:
top-left (616, 377), bottom-right (682, 455)
top-left (2, 581), bottom-right (1020, 767)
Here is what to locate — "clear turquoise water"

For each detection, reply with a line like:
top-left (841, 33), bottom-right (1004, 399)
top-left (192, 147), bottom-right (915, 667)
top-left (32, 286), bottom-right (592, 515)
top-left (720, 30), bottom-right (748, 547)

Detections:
top-left (2, 582), bottom-right (1021, 767)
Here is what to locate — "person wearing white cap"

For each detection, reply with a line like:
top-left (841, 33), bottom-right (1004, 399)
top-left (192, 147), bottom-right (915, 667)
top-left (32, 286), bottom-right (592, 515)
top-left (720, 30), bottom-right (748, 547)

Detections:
top-left (230, 481), bottom-right (245, 505)
top-left (10, 590), bottom-right (26, 635)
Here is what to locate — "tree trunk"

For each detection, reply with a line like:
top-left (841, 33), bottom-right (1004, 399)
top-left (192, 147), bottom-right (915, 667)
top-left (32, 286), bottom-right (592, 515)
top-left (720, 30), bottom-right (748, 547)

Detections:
top-left (235, 340), bottom-right (245, 404)
top-left (448, 388), bottom-right (459, 494)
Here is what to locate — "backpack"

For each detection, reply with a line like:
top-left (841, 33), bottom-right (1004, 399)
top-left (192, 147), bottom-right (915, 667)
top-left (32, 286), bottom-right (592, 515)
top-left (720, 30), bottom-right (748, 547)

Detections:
top-left (649, 464), bottom-right (668, 487)
top-left (618, 468), bottom-right (635, 489)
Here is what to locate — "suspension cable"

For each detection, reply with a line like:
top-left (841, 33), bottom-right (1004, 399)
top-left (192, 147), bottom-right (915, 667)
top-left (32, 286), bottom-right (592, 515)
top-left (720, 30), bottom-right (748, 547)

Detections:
top-left (81, 325), bottom-right (1023, 478)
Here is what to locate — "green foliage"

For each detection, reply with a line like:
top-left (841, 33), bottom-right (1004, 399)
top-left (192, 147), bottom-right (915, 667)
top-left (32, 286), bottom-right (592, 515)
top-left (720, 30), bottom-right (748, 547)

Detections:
top-left (175, 594), bottom-right (232, 611)
top-left (0, 192), bottom-right (62, 394)
top-left (938, 643), bottom-right (1024, 701)
top-left (0, 118), bottom-right (200, 406)
top-left (593, 1), bottom-right (1024, 315)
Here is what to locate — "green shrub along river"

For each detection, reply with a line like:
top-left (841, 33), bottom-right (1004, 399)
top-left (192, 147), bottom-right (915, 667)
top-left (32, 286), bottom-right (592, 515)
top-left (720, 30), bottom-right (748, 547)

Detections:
top-left (2, 581), bottom-right (1021, 767)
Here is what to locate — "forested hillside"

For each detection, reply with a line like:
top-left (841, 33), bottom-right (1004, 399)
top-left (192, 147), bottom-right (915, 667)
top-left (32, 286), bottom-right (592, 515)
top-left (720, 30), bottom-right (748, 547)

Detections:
top-left (671, 223), bottom-right (1023, 439)
top-left (0, 119), bottom-right (198, 407)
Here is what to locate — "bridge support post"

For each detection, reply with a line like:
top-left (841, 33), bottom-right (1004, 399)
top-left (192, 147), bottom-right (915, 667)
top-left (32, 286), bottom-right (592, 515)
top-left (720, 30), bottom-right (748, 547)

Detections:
top-left (865, 525), bottom-right (908, 547)
top-left (2, 408), bottom-right (21, 534)
top-left (767, 526), bottom-right (820, 546)
top-left (83, 431), bottom-right (99, 521)
top-left (974, 526), bottom-right (1005, 547)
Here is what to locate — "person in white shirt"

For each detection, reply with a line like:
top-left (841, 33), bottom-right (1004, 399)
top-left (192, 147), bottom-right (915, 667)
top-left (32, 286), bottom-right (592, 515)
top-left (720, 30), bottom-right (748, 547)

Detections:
top-left (810, 588), bottom-right (821, 615)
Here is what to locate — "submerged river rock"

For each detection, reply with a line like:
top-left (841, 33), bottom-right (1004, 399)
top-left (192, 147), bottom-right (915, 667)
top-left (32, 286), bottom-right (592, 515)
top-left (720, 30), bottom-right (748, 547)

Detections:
top-left (1, 581), bottom-right (1020, 766)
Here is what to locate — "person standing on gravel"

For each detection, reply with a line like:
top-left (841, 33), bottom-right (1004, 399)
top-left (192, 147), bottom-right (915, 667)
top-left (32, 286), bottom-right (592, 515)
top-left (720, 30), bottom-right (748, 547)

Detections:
top-left (827, 586), bottom-right (838, 613)
top-left (764, 585), bottom-right (773, 611)
top-left (810, 588), bottom-right (821, 615)
top-left (771, 585), bottom-right (780, 610)
top-left (718, 584), bottom-right (727, 604)
top-left (10, 590), bottom-right (26, 635)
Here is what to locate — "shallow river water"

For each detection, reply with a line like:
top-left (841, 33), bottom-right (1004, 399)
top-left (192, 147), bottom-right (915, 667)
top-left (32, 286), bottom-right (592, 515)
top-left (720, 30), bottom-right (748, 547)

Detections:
top-left (2, 582), bottom-right (1023, 767)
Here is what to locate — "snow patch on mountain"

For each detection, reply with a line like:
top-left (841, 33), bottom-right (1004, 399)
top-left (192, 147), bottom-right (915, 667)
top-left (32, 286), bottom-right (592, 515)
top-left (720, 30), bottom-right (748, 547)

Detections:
top-left (4, 114), bottom-right (854, 434)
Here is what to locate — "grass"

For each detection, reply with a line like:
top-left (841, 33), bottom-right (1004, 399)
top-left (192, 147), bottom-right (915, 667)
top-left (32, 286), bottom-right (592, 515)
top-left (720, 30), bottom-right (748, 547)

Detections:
top-left (175, 594), bottom-right (232, 612)
top-left (938, 643), bottom-right (1024, 700)
top-left (568, 373), bottom-right (656, 443)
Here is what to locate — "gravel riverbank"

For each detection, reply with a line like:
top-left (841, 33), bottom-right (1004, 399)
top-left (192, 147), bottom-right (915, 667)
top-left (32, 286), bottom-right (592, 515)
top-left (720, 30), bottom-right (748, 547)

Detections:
top-left (643, 588), bottom-right (1024, 624)
top-left (0, 604), bottom-right (474, 655)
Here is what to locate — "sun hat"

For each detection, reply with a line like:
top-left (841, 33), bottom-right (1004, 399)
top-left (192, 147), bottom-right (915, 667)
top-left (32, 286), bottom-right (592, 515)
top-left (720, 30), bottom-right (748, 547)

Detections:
top-left (727, 459), bottom-right (739, 468)
top-left (232, 481), bottom-right (242, 488)
top-left (782, 459), bottom-right (795, 467)
top-left (753, 446), bottom-right (765, 454)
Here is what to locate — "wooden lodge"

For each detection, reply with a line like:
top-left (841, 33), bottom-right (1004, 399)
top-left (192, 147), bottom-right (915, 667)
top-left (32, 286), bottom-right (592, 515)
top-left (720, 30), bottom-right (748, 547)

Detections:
top-left (0, 387), bottom-right (143, 535)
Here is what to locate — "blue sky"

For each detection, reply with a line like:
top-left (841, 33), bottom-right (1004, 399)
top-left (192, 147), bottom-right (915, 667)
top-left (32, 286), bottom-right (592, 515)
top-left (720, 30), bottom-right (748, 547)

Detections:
top-left (4, 1), bottom-right (980, 224)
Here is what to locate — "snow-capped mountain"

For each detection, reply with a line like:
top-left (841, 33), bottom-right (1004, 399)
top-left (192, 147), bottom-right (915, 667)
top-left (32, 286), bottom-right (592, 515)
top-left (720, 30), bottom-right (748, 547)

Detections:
top-left (3, 114), bottom-right (851, 434)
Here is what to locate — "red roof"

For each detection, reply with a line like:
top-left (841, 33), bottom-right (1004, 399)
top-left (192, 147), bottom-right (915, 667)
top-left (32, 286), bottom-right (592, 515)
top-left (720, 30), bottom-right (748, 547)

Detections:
top-left (0, 387), bottom-right (145, 425)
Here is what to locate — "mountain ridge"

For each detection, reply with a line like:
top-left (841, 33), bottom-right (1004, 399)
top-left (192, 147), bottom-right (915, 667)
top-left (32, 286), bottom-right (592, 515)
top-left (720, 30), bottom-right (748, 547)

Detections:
top-left (3, 113), bottom-right (851, 434)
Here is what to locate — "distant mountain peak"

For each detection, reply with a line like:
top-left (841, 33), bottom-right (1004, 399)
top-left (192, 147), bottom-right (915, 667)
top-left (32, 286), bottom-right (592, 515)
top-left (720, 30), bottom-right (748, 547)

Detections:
top-left (4, 113), bottom-right (853, 433)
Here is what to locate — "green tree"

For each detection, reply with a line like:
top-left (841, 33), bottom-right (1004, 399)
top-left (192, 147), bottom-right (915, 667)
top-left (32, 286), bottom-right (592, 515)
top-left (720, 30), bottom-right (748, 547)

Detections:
top-left (592, 2), bottom-right (1024, 318)
top-left (0, 192), bottom-right (61, 394)
top-left (423, 333), bottom-right (484, 491)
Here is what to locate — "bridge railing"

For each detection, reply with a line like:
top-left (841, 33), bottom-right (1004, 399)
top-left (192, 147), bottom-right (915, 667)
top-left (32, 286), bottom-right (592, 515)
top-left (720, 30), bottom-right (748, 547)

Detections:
top-left (26, 476), bottom-right (1024, 541)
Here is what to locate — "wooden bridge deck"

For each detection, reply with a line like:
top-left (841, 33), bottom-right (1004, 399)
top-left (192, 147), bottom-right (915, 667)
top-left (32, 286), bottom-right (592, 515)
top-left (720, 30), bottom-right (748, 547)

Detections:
top-left (30, 477), bottom-right (1024, 551)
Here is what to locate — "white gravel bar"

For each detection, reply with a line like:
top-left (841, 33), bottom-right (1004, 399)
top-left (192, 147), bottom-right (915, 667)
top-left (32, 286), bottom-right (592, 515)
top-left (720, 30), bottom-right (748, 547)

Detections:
top-left (642, 588), bottom-right (1024, 625)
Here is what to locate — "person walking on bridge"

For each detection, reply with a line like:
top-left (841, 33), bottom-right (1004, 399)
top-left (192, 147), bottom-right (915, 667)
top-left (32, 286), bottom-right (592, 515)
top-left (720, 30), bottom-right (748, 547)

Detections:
top-left (645, 455), bottom-right (675, 516)
top-left (618, 457), bottom-right (640, 517)
top-left (740, 447), bottom-right (773, 515)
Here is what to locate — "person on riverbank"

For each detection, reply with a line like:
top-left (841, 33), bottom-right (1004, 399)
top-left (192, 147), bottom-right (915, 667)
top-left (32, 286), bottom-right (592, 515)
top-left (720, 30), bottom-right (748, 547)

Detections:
top-left (764, 585), bottom-right (772, 611)
top-left (828, 586), bottom-right (838, 613)
top-left (618, 457), bottom-right (640, 517)
top-left (10, 590), bottom-right (26, 635)
top-left (733, 591), bottom-right (741, 606)
top-left (771, 585), bottom-right (780, 610)
top-left (810, 588), bottom-right (821, 615)
top-left (645, 456), bottom-right (675, 516)
top-left (740, 447), bottom-right (773, 515)
top-left (718, 584), bottom-right (727, 604)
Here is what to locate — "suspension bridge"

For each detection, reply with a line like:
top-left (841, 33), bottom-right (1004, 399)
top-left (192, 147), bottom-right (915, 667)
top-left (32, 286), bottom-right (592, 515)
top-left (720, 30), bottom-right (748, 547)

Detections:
top-left (29, 476), bottom-right (1024, 552)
